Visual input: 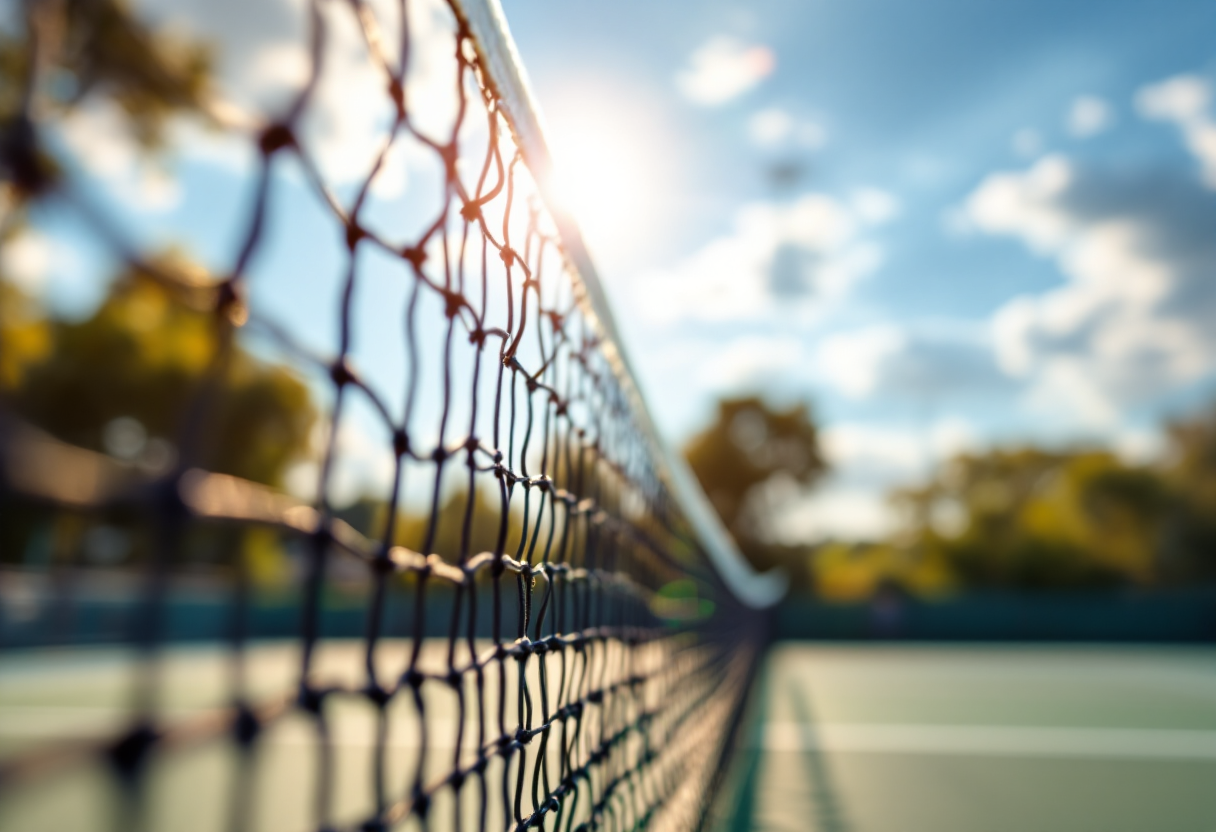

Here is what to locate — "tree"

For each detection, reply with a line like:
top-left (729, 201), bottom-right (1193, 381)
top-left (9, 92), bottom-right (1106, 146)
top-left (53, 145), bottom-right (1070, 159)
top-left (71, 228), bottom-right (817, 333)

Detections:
top-left (890, 447), bottom-right (1175, 590)
top-left (1, 0), bottom-right (213, 158)
top-left (684, 396), bottom-right (827, 575)
top-left (7, 261), bottom-right (316, 487)
top-left (1160, 404), bottom-right (1216, 581)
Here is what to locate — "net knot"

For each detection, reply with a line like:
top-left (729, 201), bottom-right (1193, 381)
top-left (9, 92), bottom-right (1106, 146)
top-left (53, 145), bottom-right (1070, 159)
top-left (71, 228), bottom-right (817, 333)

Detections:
top-left (364, 683), bottom-right (391, 707)
top-left (404, 668), bottom-right (425, 689)
top-left (0, 116), bottom-right (56, 198)
top-left (392, 429), bottom-right (410, 458)
top-left (402, 245), bottom-right (427, 268)
top-left (215, 279), bottom-right (247, 326)
top-left (469, 327), bottom-right (486, 346)
top-left (258, 123), bottom-right (295, 155)
top-left (233, 705), bottom-right (261, 746)
top-left (345, 222), bottom-right (366, 251)
top-left (442, 289), bottom-right (464, 319)
top-left (369, 549), bottom-right (393, 574)
top-left (499, 246), bottom-right (516, 267)
top-left (107, 723), bottom-right (159, 779)
top-left (330, 359), bottom-right (356, 387)
top-left (298, 685), bottom-right (324, 713)
top-left (460, 201), bottom-right (481, 222)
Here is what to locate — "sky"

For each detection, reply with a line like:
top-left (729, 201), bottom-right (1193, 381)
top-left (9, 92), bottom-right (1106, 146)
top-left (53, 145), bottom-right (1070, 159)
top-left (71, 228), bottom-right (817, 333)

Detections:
top-left (6, 0), bottom-right (1216, 541)
top-left (502, 0), bottom-right (1216, 539)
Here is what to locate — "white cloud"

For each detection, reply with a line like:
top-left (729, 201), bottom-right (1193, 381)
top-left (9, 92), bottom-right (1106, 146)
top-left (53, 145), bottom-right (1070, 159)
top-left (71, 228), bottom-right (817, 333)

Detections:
top-left (636, 192), bottom-right (881, 324)
top-left (815, 326), bottom-right (903, 398)
top-left (748, 107), bottom-right (826, 149)
top-left (967, 154), bottom-right (1073, 252)
top-left (815, 323), bottom-right (1007, 403)
top-left (966, 154), bottom-right (1216, 429)
top-left (1114, 426), bottom-right (1165, 465)
top-left (698, 335), bottom-right (805, 391)
top-left (850, 187), bottom-right (900, 225)
top-left (56, 99), bottom-right (183, 211)
top-left (772, 417), bottom-right (978, 541)
top-left (1, 230), bottom-right (51, 292)
top-left (1067, 95), bottom-right (1113, 138)
top-left (749, 107), bottom-right (792, 144)
top-left (1136, 74), bottom-right (1216, 187)
top-left (775, 482), bottom-right (894, 541)
top-left (1136, 74), bottom-right (1210, 122)
top-left (676, 36), bottom-right (775, 106)
top-left (122, 0), bottom-right (457, 197)
top-left (1011, 128), bottom-right (1043, 158)
top-left (822, 422), bottom-right (927, 477)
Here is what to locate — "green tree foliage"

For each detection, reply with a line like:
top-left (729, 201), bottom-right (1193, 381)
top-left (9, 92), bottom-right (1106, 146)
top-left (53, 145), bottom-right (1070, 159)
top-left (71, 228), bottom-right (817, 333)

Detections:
top-left (887, 414), bottom-right (1216, 591)
top-left (684, 396), bottom-right (826, 575)
top-left (1161, 404), bottom-right (1216, 580)
top-left (6, 262), bottom-right (316, 487)
top-left (0, 279), bottom-right (50, 388)
top-left (1, 0), bottom-right (212, 151)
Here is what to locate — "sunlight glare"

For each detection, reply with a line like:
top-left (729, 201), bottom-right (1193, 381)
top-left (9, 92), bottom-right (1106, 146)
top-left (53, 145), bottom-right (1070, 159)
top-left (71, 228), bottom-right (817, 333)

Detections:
top-left (547, 113), bottom-right (654, 259)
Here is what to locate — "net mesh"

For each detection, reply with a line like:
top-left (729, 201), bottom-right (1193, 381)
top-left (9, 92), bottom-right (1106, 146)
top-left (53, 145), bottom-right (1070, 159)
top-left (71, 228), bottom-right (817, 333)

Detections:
top-left (0, 1), bottom-right (768, 830)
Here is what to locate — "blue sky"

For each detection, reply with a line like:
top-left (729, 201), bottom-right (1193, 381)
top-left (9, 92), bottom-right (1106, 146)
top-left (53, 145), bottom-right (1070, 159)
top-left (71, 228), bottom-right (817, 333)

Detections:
top-left (7, 0), bottom-right (1216, 539)
top-left (504, 0), bottom-right (1216, 537)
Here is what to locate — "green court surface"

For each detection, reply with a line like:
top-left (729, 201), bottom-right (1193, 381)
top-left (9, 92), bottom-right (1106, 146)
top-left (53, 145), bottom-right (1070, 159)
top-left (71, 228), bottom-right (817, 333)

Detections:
top-left (731, 644), bottom-right (1216, 832)
top-left (5, 642), bottom-right (1216, 831)
top-left (0, 640), bottom-right (573, 831)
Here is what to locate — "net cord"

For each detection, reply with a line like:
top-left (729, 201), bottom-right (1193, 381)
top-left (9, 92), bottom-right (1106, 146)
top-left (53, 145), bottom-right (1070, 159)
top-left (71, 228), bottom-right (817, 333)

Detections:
top-left (450, 0), bottom-right (787, 610)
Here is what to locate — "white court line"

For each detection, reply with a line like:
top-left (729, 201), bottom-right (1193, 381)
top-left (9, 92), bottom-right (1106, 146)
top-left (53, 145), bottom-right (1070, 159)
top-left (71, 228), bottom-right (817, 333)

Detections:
top-left (762, 723), bottom-right (1216, 761)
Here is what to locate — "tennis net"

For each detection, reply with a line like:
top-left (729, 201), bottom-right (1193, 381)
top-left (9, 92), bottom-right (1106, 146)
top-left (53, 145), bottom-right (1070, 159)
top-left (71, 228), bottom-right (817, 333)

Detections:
top-left (0, 0), bottom-right (783, 829)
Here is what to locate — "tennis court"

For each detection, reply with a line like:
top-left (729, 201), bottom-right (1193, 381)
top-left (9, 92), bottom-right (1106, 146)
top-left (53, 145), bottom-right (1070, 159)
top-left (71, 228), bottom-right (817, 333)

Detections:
top-left (6, 642), bottom-right (1215, 831)
top-left (2, 637), bottom-right (716, 831)
top-left (727, 644), bottom-right (1216, 832)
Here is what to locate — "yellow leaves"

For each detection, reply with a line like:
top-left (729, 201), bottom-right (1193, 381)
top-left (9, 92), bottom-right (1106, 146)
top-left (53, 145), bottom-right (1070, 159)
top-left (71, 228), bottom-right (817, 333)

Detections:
top-left (243, 528), bottom-right (292, 590)
top-left (102, 273), bottom-right (216, 374)
top-left (0, 282), bottom-right (50, 390)
top-left (811, 541), bottom-right (955, 601)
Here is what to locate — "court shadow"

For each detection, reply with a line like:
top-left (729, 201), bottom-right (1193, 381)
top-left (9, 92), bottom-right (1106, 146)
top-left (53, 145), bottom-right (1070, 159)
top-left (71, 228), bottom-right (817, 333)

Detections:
top-left (786, 681), bottom-right (853, 832)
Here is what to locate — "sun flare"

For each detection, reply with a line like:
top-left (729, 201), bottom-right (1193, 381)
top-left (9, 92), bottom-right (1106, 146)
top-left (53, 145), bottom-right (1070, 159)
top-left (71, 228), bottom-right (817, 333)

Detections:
top-left (547, 113), bottom-right (654, 257)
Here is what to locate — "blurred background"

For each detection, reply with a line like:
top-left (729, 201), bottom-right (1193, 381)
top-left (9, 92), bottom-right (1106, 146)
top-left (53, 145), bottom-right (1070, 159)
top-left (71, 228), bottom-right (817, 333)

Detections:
top-left (3, 0), bottom-right (1215, 632)
top-left (505, 0), bottom-right (1216, 631)
top-left (3, 0), bottom-right (1216, 829)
